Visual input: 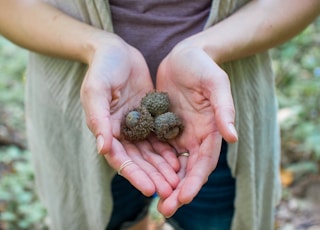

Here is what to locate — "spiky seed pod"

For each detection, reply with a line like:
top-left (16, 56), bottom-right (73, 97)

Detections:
top-left (141, 91), bottom-right (170, 117)
top-left (121, 106), bottom-right (154, 142)
top-left (154, 112), bottom-right (184, 141)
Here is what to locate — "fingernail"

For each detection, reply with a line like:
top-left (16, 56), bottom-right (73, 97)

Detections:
top-left (96, 135), bottom-right (104, 154)
top-left (229, 124), bottom-right (238, 140)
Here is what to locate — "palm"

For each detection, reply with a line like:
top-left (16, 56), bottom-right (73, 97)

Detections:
top-left (81, 42), bottom-right (179, 198)
top-left (156, 46), bottom-right (237, 216)
top-left (157, 47), bottom-right (225, 157)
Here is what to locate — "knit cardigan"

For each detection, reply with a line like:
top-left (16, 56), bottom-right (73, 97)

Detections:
top-left (26, 0), bottom-right (281, 229)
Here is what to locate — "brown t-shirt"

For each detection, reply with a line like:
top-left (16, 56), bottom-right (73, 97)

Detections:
top-left (109, 0), bottom-right (212, 84)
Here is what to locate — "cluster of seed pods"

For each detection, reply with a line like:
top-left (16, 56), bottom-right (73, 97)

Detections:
top-left (121, 91), bottom-right (184, 142)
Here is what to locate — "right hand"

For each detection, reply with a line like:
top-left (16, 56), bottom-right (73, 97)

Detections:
top-left (80, 34), bottom-right (179, 198)
top-left (155, 42), bottom-right (238, 215)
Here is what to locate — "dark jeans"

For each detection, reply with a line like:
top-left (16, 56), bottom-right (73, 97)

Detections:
top-left (106, 140), bottom-right (235, 230)
top-left (168, 140), bottom-right (235, 230)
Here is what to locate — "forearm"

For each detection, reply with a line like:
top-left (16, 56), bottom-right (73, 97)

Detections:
top-left (0, 0), bottom-right (115, 64)
top-left (189, 0), bottom-right (320, 64)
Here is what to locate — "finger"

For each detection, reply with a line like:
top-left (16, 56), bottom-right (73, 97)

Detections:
top-left (148, 135), bottom-right (180, 172)
top-left (157, 181), bottom-right (184, 217)
top-left (203, 64), bottom-right (238, 143)
top-left (166, 134), bottom-right (199, 178)
top-left (177, 153), bottom-right (189, 179)
top-left (104, 139), bottom-right (155, 197)
top-left (137, 141), bottom-right (180, 189)
top-left (178, 132), bottom-right (222, 204)
top-left (80, 74), bottom-right (113, 155)
top-left (156, 147), bottom-right (192, 217)
top-left (124, 142), bottom-right (174, 199)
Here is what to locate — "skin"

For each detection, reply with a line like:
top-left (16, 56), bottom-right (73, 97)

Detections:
top-left (0, 0), bottom-right (180, 200)
top-left (0, 0), bottom-right (319, 227)
top-left (156, 0), bottom-right (320, 217)
top-left (155, 0), bottom-right (320, 217)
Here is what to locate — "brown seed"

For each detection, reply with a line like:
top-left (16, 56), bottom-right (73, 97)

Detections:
top-left (121, 106), bottom-right (154, 142)
top-left (153, 112), bottom-right (184, 141)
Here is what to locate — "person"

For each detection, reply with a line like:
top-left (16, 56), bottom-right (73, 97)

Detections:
top-left (0, 0), bottom-right (319, 229)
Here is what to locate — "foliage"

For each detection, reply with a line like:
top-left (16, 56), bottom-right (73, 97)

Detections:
top-left (0, 37), bottom-right (27, 135)
top-left (272, 17), bottom-right (320, 175)
top-left (0, 147), bottom-right (47, 230)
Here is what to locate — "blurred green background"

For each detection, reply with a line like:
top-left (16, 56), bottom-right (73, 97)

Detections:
top-left (0, 18), bottom-right (319, 230)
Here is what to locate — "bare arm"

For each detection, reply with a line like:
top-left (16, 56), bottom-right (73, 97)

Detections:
top-left (0, 0), bottom-right (112, 64)
top-left (156, 0), bottom-right (320, 216)
top-left (0, 0), bottom-right (180, 198)
top-left (182, 0), bottom-right (320, 64)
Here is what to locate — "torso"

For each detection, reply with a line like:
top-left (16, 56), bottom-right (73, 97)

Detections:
top-left (109, 0), bottom-right (212, 84)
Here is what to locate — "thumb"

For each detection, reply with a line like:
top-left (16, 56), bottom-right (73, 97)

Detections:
top-left (86, 111), bottom-right (113, 155)
top-left (206, 69), bottom-right (238, 143)
top-left (80, 78), bottom-right (113, 155)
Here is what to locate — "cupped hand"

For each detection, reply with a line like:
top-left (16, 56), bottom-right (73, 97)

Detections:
top-left (80, 34), bottom-right (179, 198)
top-left (155, 42), bottom-right (238, 216)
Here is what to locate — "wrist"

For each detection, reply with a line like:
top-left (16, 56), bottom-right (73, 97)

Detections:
top-left (175, 31), bottom-right (227, 65)
top-left (82, 30), bottom-right (128, 65)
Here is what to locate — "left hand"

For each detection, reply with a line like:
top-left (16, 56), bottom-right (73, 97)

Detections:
top-left (80, 36), bottom-right (179, 198)
top-left (155, 41), bottom-right (238, 217)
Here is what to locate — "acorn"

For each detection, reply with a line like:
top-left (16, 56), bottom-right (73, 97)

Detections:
top-left (121, 106), bottom-right (154, 142)
top-left (141, 91), bottom-right (170, 117)
top-left (125, 111), bottom-right (141, 129)
top-left (153, 112), bottom-right (184, 141)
